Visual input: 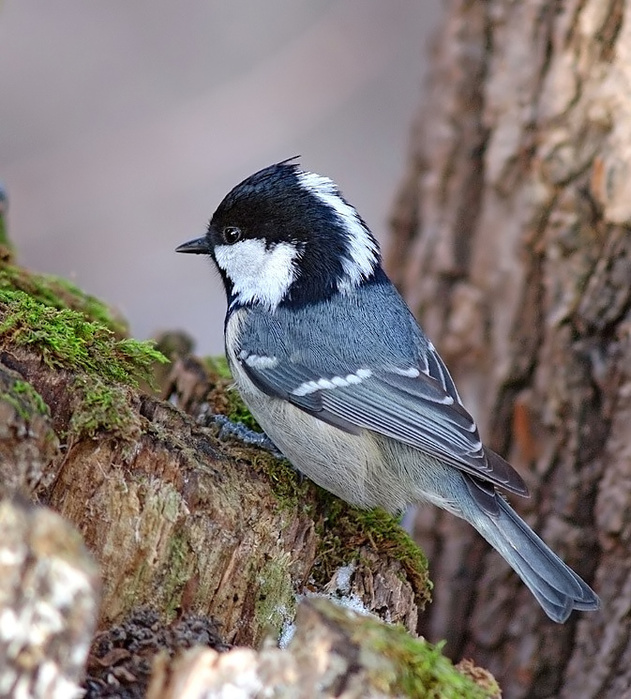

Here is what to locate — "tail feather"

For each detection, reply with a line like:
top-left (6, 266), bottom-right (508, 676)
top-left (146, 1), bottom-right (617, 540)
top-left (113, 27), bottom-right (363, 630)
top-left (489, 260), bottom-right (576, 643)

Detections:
top-left (473, 497), bottom-right (600, 623)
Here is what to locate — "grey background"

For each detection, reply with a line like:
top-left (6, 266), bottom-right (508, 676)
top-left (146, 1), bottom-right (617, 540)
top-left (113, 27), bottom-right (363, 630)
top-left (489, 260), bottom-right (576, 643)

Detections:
top-left (0, 1), bottom-right (441, 353)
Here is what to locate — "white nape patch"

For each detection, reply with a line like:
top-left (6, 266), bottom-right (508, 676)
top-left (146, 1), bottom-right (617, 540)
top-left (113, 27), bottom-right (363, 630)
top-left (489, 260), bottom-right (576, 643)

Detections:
top-left (214, 238), bottom-right (301, 310)
top-left (392, 366), bottom-right (421, 378)
top-left (242, 353), bottom-right (278, 370)
top-left (297, 172), bottom-right (379, 290)
top-left (291, 369), bottom-right (372, 397)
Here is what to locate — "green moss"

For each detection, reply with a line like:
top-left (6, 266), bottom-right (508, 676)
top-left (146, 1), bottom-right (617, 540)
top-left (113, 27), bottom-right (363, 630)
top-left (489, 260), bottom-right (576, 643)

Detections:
top-left (0, 269), bottom-right (168, 441)
top-left (255, 553), bottom-right (296, 639)
top-left (356, 613), bottom-right (498, 697)
top-left (314, 498), bottom-right (431, 609)
top-left (68, 375), bottom-right (140, 439)
top-left (297, 599), bottom-right (499, 697)
top-left (204, 356), bottom-right (262, 433)
top-left (11, 379), bottom-right (50, 417)
top-left (0, 263), bottom-right (127, 335)
top-left (0, 213), bottom-right (8, 249)
top-left (240, 447), bottom-right (431, 608)
top-left (0, 377), bottom-right (51, 421)
top-left (0, 191), bottom-right (12, 261)
top-left (204, 354), bottom-right (232, 380)
top-left (252, 454), bottom-right (311, 509)
top-left (224, 389), bottom-right (262, 432)
top-left (0, 289), bottom-right (166, 387)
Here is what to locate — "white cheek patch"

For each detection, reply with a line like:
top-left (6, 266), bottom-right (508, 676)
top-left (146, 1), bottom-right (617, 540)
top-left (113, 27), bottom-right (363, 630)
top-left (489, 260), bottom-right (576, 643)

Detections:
top-left (297, 171), bottom-right (379, 289)
top-left (214, 238), bottom-right (301, 310)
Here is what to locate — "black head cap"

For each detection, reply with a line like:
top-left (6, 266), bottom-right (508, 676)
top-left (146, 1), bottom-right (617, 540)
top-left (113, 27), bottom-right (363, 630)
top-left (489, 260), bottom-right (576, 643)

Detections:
top-left (178, 160), bottom-right (381, 309)
top-left (216, 160), bottom-right (380, 305)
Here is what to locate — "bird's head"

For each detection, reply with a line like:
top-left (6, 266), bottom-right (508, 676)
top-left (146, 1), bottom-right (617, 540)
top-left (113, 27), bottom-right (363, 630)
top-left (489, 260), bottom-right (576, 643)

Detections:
top-left (176, 160), bottom-right (381, 311)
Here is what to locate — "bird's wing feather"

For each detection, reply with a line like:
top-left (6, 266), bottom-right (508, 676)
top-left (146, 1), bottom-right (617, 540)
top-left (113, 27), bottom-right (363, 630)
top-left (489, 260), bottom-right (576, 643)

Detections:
top-left (238, 351), bottom-right (528, 497)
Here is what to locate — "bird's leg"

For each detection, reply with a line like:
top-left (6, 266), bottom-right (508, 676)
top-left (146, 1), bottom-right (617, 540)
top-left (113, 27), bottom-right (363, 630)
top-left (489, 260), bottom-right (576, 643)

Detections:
top-left (198, 408), bottom-right (283, 458)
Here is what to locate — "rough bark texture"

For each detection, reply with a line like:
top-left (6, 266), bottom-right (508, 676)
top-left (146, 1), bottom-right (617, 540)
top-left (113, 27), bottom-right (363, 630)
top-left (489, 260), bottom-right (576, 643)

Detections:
top-left (146, 598), bottom-right (500, 699)
top-left (0, 345), bottom-right (426, 646)
top-left (387, 1), bottom-right (631, 697)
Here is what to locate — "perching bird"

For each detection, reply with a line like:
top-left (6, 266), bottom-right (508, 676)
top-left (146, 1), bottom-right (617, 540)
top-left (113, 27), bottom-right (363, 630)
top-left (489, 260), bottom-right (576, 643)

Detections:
top-left (177, 160), bottom-right (600, 622)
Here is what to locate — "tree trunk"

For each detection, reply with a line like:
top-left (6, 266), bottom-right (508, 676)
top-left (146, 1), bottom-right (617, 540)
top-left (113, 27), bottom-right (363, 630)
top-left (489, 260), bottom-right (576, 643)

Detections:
top-left (387, 1), bottom-right (631, 697)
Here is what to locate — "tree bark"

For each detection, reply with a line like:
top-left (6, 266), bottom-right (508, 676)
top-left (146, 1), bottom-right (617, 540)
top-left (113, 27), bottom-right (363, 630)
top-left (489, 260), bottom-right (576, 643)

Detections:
top-left (388, 1), bottom-right (631, 697)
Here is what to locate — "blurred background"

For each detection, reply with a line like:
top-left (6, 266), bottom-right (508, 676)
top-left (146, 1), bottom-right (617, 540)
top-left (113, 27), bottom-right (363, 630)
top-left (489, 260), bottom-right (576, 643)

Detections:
top-left (0, 1), bottom-right (441, 353)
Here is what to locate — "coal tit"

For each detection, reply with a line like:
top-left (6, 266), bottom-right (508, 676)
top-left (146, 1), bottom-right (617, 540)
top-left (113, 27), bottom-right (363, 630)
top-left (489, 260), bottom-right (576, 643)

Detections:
top-left (177, 160), bottom-right (600, 622)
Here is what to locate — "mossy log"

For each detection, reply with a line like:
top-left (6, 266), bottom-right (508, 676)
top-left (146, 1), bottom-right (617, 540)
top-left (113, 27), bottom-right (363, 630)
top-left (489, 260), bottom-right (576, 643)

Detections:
top-left (0, 252), bottom-right (500, 696)
top-left (0, 338), bottom-right (426, 642)
top-left (147, 598), bottom-right (500, 699)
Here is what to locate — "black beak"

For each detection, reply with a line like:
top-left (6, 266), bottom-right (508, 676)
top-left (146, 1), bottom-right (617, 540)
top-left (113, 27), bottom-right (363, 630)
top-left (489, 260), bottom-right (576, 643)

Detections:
top-left (175, 237), bottom-right (210, 254)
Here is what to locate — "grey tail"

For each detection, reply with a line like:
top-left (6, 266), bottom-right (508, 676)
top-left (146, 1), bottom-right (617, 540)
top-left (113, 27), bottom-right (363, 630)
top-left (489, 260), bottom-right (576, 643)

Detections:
top-left (475, 497), bottom-right (600, 623)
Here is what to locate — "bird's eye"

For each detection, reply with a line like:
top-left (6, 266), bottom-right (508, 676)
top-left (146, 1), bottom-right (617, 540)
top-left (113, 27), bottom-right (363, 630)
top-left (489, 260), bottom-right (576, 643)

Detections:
top-left (222, 226), bottom-right (242, 245)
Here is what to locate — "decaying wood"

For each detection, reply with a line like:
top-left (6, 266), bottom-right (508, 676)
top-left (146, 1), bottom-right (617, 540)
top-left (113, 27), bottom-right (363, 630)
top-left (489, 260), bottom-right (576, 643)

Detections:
top-left (0, 345), bottom-right (425, 650)
top-left (0, 297), bottom-right (450, 697)
top-left (146, 597), bottom-right (500, 699)
top-left (388, 1), bottom-right (631, 696)
top-left (0, 362), bottom-right (61, 498)
top-left (0, 498), bottom-right (100, 698)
